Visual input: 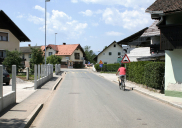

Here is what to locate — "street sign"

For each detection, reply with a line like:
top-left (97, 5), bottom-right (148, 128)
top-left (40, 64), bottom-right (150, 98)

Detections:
top-left (121, 54), bottom-right (130, 63)
top-left (99, 64), bottom-right (103, 68)
top-left (99, 60), bottom-right (103, 64)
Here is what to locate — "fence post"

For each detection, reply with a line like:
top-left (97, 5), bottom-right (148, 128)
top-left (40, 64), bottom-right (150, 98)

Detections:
top-left (0, 65), bottom-right (3, 110)
top-left (26, 67), bottom-right (29, 80)
top-left (34, 65), bottom-right (37, 90)
top-left (12, 65), bottom-right (16, 101)
top-left (38, 64), bottom-right (40, 80)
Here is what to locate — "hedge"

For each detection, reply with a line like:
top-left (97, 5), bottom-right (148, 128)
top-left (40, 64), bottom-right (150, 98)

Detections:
top-left (95, 63), bottom-right (120, 72)
top-left (95, 61), bottom-right (165, 90)
top-left (144, 62), bottom-right (165, 89)
top-left (126, 61), bottom-right (151, 84)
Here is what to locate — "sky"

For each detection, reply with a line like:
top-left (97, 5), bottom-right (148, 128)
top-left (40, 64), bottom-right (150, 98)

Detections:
top-left (0, 0), bottom-right (156, 54)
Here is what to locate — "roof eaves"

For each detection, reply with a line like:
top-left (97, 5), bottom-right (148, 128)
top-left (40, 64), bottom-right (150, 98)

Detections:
top-left (0, 10), bottom-right (31, 42)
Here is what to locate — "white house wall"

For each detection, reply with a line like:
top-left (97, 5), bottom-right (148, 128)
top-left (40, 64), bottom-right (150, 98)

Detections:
top-left (151, 36), bottom-right (160, 45)
top-left (165, 50), bottom-right (182, 92)
top-left (0, 29), bottom-right (20, 51)
top-left (127, 47), bottom-right (151, 62)
top-left (46, 48), bottom-right (56, 57)
top-left (70, 48), bottom-right (83, 62)
top-left (97, 43), bottom-right (123, 64)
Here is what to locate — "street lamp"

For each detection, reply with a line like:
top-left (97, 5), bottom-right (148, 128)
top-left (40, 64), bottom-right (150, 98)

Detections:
top-left (55, 33), bottom-right (57, 53)
top-left (45, 0), bottom-right (50, 65)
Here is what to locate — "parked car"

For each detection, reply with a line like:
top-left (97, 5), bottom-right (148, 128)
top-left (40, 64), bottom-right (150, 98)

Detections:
top-left (3, 69), bottom-right (10, 85)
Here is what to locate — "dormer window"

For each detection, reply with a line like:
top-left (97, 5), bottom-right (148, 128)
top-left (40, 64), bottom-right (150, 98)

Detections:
top-left (0, 32), bottom-right (8, 41)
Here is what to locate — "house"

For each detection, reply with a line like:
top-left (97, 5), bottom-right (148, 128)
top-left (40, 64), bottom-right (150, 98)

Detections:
top-left (146, 0), bottom-right (182, 97)
top-left (41, 43), bottom-right (86, 68)
top-left (117, 21), bottom-right (164, 62)
top-left (94, 41), bottom-right (124, 64)
top-left (20, 46), bottom-right (41, 67)
top-left (0, 10), bottom-right (30, 64)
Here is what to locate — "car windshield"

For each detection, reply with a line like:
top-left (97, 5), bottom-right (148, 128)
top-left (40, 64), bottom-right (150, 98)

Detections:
top-left (3, 69), bottom-right (8, 74)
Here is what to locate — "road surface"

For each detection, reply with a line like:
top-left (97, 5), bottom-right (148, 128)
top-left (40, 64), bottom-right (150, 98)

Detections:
top-left (31, 69), bottom-right (182, 128)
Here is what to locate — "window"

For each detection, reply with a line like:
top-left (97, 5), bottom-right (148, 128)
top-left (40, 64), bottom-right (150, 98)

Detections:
top-left (114, 44), bottom-right (116, 47)
top-left (75, 53), bottom-right (80, 59)
top-left (22, 54), bottom-right (25, 59)
top-left (118, 52), bottom-right (121, 55)
top-left (109, 52), bottom-right (112, 55)
top-left (0, 51), bottom-right (3, 58)
top-left (29, 54), bottom-right (31, 58)
top-left (0, 32), bottom-right (8, 41)
top-left (49, 52), bottom-right (52, 56)
top-left (104, 62), bottom-right (107, 64)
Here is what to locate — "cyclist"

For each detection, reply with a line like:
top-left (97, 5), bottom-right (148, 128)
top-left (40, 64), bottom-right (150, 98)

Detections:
top-left (116, 63), bottom-right (126, 78)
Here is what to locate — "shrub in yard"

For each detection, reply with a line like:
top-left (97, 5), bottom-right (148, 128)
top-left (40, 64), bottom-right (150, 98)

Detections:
top-left (94, 63), bottom-right (120, 72)
top-left (126, 61), bottom-right (151, 84)
top-left (144, 62), bottom-right (165, 89)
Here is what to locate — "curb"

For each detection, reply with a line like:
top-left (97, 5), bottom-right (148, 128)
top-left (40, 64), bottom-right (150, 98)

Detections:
top-left (52, 77), bottom-right (63, 91)
top-left (133, 89), bottom-right (182, 110)
top-left (109, 77), bottom-right (182, 111)
top-left (20, 104), bottom-right (43, 128)
top-left (22, 74), bottom-right (64, 128)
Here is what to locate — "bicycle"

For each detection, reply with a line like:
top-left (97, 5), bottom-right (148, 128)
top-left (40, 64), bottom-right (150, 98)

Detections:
top-left (118, 75), bottom-right (125, 91)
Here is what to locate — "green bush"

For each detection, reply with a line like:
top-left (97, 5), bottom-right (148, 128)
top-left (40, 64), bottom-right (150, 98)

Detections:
top-left (126, 61), bottom-right (151, 84)
top-left (144, 62), bottom-right (165, 89)
top-left (94, 63), bottom-right (120, 72)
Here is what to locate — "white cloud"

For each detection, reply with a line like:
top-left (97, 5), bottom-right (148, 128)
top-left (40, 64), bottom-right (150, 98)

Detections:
top-left (72, 0), bottom-right (155, 8)
top-left (105, 31), bottom-right (123, 36)
top-left (17, 14), bottom-right (24, 18)
top-left (71, 0), bottom-right (78, 3)
top-left (34, 5), bottom-right (45, 12)
top-left (92, 23), bottom-right (99, 26)
top-left (28, 5), bottom-right (88, 38)
top-left (102, 8), bottom-right (152, 30)
top-left (79, 10), bottom-right (93, 16)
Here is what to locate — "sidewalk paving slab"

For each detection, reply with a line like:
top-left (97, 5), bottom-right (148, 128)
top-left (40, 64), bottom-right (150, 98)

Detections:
top-left (0, 72), bottom-right (64, 128)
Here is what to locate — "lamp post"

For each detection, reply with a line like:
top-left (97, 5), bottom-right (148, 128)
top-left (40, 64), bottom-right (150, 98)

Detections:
top-left (55, 33), bottom-right (57, 52)
top-left (45, 0), bottom-right (50, 65)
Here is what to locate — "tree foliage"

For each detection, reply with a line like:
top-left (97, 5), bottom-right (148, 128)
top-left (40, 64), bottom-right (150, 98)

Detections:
top-left (2, 50), bottom-right (23, 72)
top-left (46, 55), bottom-right (62, 65)
top-left (29, 47), bottom-right (44, 72)
top-left (83, 45), bottom-right (96, 64)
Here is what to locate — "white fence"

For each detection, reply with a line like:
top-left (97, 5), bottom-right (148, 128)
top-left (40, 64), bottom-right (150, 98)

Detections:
top-left (0, 64), bottom-right (61, 113)
top-left (0, 65), bottom-right (16, 113)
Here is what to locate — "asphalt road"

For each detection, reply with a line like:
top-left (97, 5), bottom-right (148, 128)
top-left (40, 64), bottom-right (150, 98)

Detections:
top-left (31, 69), bottom-right (182, 128)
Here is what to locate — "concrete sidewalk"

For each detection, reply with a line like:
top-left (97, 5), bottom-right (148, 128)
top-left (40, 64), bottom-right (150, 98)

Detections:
top-left (0, 72), bottom-right (64, 128)
top-left (91, 70), bottom-right (182, 110)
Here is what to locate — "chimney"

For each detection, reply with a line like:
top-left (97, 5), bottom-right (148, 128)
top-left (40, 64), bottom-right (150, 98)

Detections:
top-left (63, 43), bottom-right (66, 45)
top-left (28, 44), bottom-right (31, 47)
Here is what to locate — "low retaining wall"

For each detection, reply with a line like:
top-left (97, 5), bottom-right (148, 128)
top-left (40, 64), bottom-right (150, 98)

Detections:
top-left (0, 65), bottom-right (16, 113)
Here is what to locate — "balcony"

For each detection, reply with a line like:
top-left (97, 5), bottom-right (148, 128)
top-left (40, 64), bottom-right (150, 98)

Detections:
top-left (159, 24), bottom-right (182, 50)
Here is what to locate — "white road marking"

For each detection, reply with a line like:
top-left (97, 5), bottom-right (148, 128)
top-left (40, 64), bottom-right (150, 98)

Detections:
top-left (104, 105), bottom-right (120, 122)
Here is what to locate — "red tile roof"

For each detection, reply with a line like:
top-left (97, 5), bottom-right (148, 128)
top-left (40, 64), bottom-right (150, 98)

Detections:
top-left (41, 44), bottom-right (80, 56)
top-left (146, 0), bottom-right (182, 14)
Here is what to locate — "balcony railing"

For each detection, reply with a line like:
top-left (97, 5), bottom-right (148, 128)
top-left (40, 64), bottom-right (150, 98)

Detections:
top-left (159, 24), bottom-right (182, 50)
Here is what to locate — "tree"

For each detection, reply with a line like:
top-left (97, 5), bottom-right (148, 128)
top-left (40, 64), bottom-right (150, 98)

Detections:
top-left (46, 55), bottom-right (62, 65)
top-left (103, 46), bottom-right (107, 50)
top-left (2, 50), bottom-right (23, 73)
top-left (83, 46), bottom-right (96, 64)
top-left (29, 47), bottom-right (44, 73)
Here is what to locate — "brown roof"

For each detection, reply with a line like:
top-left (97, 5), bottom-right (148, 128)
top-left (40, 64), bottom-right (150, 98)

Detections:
top-left (146, 0), bottom-right (182, 14)
top-left (0, 10), bottom-right (31, 42)
top-left (141, 20), bottom-right (160, 37)
top-left (20, 46), bottom-right (41, 53)
top-left (41, 44), bottom-right (83, 56)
